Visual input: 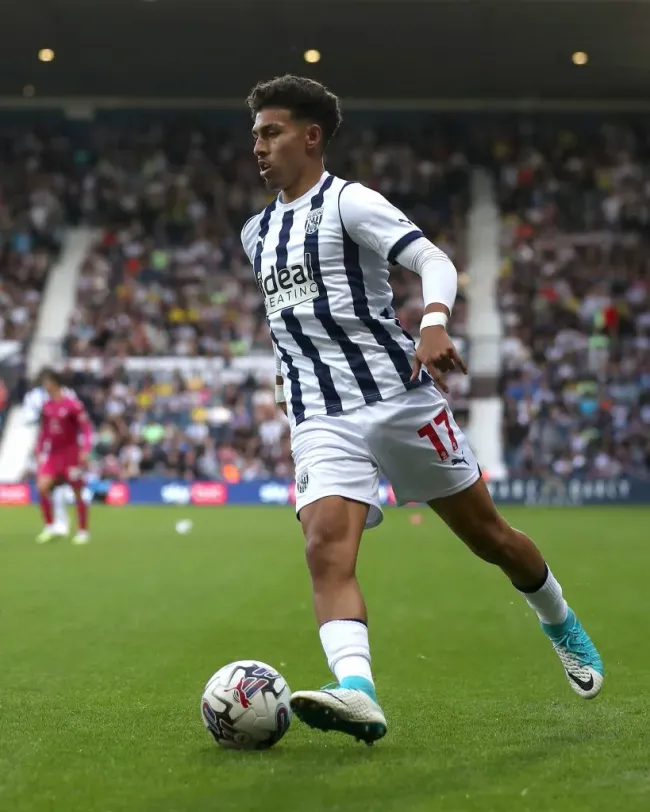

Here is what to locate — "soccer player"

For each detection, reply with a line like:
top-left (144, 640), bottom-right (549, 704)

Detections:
top-left (241, 75), bottom-right (604, 745)
top-left (36, 369), bottom-right (92, 545)
top-left (23, 381), bottom-right (72, 538)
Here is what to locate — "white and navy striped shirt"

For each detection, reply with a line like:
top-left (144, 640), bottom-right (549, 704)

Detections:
top-left (241, 172), bottom-right (430, 426)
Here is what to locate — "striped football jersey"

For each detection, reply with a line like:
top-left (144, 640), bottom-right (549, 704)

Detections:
top-left (241, 172), bottom-right (430, 426)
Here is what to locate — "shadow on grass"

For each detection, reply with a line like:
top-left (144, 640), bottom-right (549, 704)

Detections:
top-left (191, 706), bottom-right (619, 808)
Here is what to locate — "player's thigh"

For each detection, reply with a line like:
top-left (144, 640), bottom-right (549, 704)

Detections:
top-left (60, 449), bottom-right (84, 489)
top-left (292, 414), bottom-right (382, 530)
top-left (64, 466), bottom-right (85, 490)
top-left (367, 386), bottom-right (480, 505)
top-left (36, 461), bottom-right (56, 493)
top-left (37, 475), bottom-right (56, 494)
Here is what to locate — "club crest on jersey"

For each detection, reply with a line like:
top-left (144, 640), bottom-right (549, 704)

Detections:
top-left (296, 470), bottom-right (309, 494)
top-left (305, 207), bottom-right (324, 234)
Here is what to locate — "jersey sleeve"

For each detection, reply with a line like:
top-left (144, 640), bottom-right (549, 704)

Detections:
top-left (338, 183), bottom-right (424, 265)
top-left (240, 214), bottom-right (262, 264)
top-left (22, 394), bottom-right (41, 425)
top-left (35, 411), bottom-right (48, 454)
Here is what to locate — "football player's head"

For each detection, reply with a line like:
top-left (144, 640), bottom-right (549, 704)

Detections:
top-left (39, 367), bottom-right (62, 397)
top-left (247, 74), bottom-right (342, 192)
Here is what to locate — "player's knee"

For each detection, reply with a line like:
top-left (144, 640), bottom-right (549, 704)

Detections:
top-left (304, 519), bottom-right (356, 581)
top-left (37, 478), bottom-right (51, 496)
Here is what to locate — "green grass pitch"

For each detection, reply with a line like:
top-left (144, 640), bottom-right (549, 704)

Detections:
top-left (1, 505), bottom-right (649, 812)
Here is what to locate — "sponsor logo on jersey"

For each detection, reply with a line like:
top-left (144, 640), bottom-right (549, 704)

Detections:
top-left (255, 252), bottom-right (319, 315)
top-left (305, 207), bottom-right (324, 234)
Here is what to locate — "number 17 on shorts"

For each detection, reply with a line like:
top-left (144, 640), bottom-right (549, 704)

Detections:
top-left (417, 407), bottom-right (458, 462)
top-left (368, 391), bottom-right (480, 505)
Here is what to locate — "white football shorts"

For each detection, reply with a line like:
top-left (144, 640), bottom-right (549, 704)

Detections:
top-left (291, 384), bottom-right (481, 529)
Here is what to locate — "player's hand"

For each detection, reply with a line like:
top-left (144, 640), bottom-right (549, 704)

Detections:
top-left (410, 326), bottom-right (468, 393)
top-left (78, 452), bottom-right (89, 467)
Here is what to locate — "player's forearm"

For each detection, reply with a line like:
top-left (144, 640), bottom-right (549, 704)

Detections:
top-left (396, 237), bottom-right (457, 321)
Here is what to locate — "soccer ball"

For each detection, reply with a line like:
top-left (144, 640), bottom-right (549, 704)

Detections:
top-left (201, 660), bottom-right (292, 750)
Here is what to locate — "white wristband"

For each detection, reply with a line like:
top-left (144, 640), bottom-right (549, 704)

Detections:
top-left (420, 311), bottom-right (448, 331)
top-left (275, 384), bottom-right (286, 404)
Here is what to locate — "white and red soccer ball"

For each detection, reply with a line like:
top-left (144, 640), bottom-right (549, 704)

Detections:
top-left (201, 660), bottom-right (292, 750)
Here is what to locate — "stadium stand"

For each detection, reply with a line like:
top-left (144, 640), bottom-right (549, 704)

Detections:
top-left (1, 124), bottom-right (469, 481)
top-left (496, 120), bottom-right (650, 478)
top-left (0, 129), bottom-right (65, 354)
top-left (3, 117), bottom-right (647, 482)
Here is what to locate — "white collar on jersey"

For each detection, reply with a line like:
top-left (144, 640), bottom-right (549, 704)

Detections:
top-left (275, 171), bottom-right (330, 209)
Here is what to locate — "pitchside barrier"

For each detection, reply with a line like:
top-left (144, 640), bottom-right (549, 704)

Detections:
top-left (0, 476), bottom-right (647, 507)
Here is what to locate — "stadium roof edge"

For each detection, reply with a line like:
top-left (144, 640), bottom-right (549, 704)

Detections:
top-left (3, 97), bottom-right (650, 113)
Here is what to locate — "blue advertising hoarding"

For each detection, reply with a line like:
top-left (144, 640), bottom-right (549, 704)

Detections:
top-left (1, 476), bottom-right (647, 507)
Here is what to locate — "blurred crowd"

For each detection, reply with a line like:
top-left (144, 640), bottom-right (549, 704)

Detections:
top-left (4, 117), bottom-right (650, 481)
top-left (61, 125), bottom-right (468, 359)
top-left (0, 131), bottom-right (65, 351)
top-left (0, 123), bottom-right (470, 480)
top-left (56, 125), bottom-right (468, 477)
top-left (496, 121), bottom-right (650, 478)
top-left (56, 363), bottom-right (292, 481)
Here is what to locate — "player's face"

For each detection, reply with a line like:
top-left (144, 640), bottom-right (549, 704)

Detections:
top-left (253, 108), bottom-right (319, 192)
top-left (42, 378), bottom-right (59, 398)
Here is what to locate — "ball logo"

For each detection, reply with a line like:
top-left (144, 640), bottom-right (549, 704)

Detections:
top-left (202, 700), bottom-right (217, 728)
top-left (268, 704), bottom-right (291, 745)
top-left (227, 667), bottom-right (278, 709)
top-left (202, 700), bottom-right (239, 744)
top-left (276, 705), bottom-right (290, 734)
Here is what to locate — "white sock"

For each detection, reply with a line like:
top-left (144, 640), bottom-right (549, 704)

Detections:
top-left (52, 487), bottom-right (69, 528)
top-left (518, 567), bottom-right (568, 625)
top-left (319, 620), bottom-right (374, 685)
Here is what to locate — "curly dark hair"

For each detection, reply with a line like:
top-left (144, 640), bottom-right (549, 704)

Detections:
top-left (246, 75), bottom-right (342, 149)
top-left (39, 367), bottom-right (62, 386)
